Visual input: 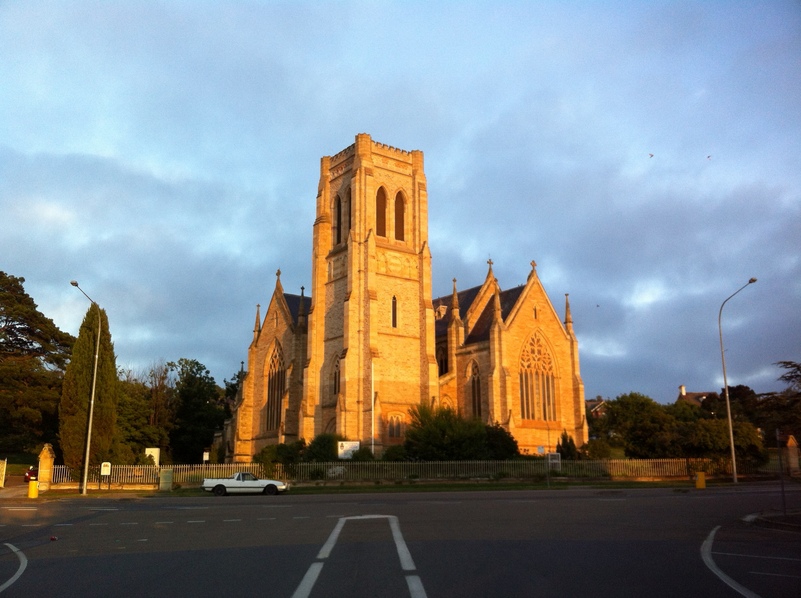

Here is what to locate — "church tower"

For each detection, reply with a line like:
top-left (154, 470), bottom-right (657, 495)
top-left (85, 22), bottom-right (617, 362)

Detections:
top-left (301, 134), bottom-right (438, 452)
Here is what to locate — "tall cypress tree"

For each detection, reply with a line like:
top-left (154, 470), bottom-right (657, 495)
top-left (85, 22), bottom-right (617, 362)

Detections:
top-left (59, 306), bottom-right (118, 469)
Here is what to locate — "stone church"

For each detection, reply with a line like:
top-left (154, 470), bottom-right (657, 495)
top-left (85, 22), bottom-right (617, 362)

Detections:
top-left (225, 133), bottom-right (587, 461)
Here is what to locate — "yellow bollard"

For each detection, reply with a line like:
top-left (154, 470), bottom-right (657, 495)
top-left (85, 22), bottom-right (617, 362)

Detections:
top-left (27, 481), bottom-right (39, 499)
top-left (695, 472), bottom-right (706, 489)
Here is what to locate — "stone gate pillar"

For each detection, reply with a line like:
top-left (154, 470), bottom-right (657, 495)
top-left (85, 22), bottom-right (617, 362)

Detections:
top-left (37, 444), bottom-right (56, 492)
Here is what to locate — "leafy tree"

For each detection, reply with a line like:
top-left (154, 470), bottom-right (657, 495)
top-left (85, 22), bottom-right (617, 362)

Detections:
top-left (603, 392), bottom-right (679, 458)
top-left (168, 359), bottom-right (226, 463)
top-left (59, 306), bottom-right (118, 469)
top-left (304, 433), bottom-right (346, 462)
top-left (556, 430), bottom-right (579, 460)
top-left (382, 444), bottom-right (409, 461)
top-left (580, 438), bottom-right (612, 459)
top-left (146, 361), bottom-right (175, 459)
top-left (114, 369), bottom-right (168, 463)
top-left (403, 403), bottom-right (489, 460)
top-left (485, 422), bottom-right (520, 460)
top-left (0, 272), bottom-right (74, 453)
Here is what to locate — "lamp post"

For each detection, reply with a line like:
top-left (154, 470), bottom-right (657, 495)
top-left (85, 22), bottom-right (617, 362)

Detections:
top-left (70, 281), bottom-right (101, 495)
top-left (718, 277), bottom-right (757, 484)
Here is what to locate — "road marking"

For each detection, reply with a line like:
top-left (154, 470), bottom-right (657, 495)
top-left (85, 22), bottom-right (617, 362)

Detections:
top-left (293, 516), bottom-right (310, 520)
top-left (750, 571), bottom-right (801, 579)
top-left (83, 507), bottom-right (118, 511)
top-left (187, 520), bottom-right (205, 524)
top-left (223, 519), bottom-right (241, 522)
top-left (293, 515), bottom-right (427, 598)
top-left (54, 523), bottom-right (73, 527)
top-left (291, 562), bottom-right (324, 598)
top-left (21, 525), bottom-right (40, 527)
top-left (0, 544), bottom-right (28, 593)
top-left (701, 526), bottom-right (761, 598)
top-left (257, 517), bottom-right (276, 521)
top-left (89, 523), bottom-right (108, 526)
top-left (1, 507), bottom-right (36, 511)
top-left (155, 521), bottom-right (174, 524)
top-left (713, 551), bottom-right (801, 562)
top-left (120, 522), bottom-right (138, 526)
top-left (406, 575), bottom-right (427, 598)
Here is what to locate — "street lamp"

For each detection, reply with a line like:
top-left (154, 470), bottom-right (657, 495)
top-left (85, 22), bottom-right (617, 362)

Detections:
top-left (718, 277), bottom-right (757, 484)
top-left (70, 280), bottom-right (101, 496)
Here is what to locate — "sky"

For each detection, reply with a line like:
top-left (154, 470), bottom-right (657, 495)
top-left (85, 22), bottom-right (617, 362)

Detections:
top-left (1, 1), bottom-right (799, 404)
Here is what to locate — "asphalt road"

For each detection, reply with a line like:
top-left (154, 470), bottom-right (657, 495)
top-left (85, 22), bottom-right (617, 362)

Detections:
top-left (0, 483), bottom-right (799, 597)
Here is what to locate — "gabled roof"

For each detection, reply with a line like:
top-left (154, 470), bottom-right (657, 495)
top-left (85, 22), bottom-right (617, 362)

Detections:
top-left (283, 292), bottom-right (310, 326)
top-left (433, 284), bottom-right (525, 344)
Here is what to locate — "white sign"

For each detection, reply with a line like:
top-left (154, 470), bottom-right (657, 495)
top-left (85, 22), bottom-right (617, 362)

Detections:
top-left (145, 448), bottom-right (160, 467)
top-left (100, 462), bottom-right (111, 476)
top-left (202, 451), bottom-right (210, 463)
top-left (338, 441), bottom-right (360, 459)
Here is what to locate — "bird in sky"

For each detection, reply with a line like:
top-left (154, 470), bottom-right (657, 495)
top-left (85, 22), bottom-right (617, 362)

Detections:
top-left (649, 153), bottom-right (654, 158)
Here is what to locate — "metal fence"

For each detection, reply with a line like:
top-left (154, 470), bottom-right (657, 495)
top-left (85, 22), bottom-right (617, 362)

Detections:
top-left (48, 457), bottom-right (785, 488)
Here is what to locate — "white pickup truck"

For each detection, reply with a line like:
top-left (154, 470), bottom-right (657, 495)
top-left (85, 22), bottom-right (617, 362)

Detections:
top-left (200, 472), bottom-right (289, 496)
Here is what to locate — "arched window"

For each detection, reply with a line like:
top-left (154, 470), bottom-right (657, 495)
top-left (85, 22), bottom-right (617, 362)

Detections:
top-left (394, 192), bottom-right (405, 241)
top-left (265, 347), bottom-right (285, 431)
top-left (388, 415), bottom-right (402, 438)
top-left (334, 195), bottom-right (342, 245)
top-left (332, 358), bottom-right (341, 398)
top-left (345, 188), bottom-right (352, 238)
top-left (470, 362), bottom-right (481, 418)
top-left (437, 346), bottom-right (448, 375)
top-left (391, 295), bottom-right (398, 328)
top-left (376, 188), bottom-right (387, 237)
top-left (519, 333), bottom-right (556, 420)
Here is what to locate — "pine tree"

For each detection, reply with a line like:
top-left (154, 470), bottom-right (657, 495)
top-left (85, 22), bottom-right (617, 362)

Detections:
top-left (59, 306), bottom-right (118, 469)
top-left (0, 272), bottom-right (74, 452)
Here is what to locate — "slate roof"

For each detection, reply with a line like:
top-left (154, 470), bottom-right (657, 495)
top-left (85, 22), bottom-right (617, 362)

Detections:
top-left (432, 284), bottom-right (526, 344)
top-left (283, 293), bottom-right (310, 326)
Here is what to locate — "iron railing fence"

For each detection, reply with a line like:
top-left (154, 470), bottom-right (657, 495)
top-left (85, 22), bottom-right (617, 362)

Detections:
top-left (48, 457), bottom-right (786, 487)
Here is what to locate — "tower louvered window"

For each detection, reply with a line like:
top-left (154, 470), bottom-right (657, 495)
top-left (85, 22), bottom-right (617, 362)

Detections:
top-left (394, 192), bottom-right (405, 241)
top-left (376, 188), bottom-right (387, 237)
top-left (519, 334), bottom-right (556, 420)
top-left (265, 347), bottom-right (285, 431)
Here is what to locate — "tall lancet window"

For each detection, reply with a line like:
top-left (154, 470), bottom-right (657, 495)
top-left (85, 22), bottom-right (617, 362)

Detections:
top-left (470, 362), bottom-right (481, 418)
top-left (331, 357), bottom-right (341, 398)
top-left (519, 333), bottom-right (556, 421)
top-left (391, 296), bottom-right (398, 328)
top-left (376, 187), bottom-right (387, 237)
top-left (334, 195), bottom-right (343, 245)
top-left (394, 192), bottom-right (405, 241)
top-left (265, 346), bottom-right (285, 431)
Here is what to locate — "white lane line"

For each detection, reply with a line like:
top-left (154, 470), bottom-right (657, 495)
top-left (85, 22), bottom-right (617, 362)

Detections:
top-left (388, 516), bottom-right (416, 571)
top-left (1, 507), bottom-right (37, 511)
top-left (293, 516), bottom-right (310, 520)
top-left (155, 521), bottom-right (174, 524)
top-left (294, 515), bottom-right (427, 598)
top-left (317, 518), bottom-right (346, 559)
top-left (257, 517), bottom-right (276, 521)
top-left (0, 544), bottom-right (27, 593)
top-left (701, 526), bottom-right (761, 598)
top-left (187, 520), bottom-right (205, 524)
top-left (89, 523), bottom-right (108, 526)
top-left (291, 562), bottom-right (324, 598)
top-left (53, 523), bottom-right (73, 527)
top-left (406, 575), bottom-right (427, 598)
top-left (223, 519), bottom-right (241, 522)
top-left (713, 551), bottom-right (801, 562)
top-left (750, 571), bottom-right (801, 579)
top-left (120, 522), bottom-right (138, 526)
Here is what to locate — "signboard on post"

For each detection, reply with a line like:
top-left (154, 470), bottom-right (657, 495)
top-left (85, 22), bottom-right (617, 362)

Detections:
top-left (202, 451), bottom-right (210, 463)
top-left (100, 462), bottom-right (111, 476)
top-left (338, 441), bottom-right (360, 459)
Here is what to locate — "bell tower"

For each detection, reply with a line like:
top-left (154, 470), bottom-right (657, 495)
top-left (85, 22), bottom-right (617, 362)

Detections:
top-left (302, 134), bottom-right (438, 452)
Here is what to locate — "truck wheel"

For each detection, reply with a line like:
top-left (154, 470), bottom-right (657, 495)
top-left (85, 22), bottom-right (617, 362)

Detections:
top-left (213, 485), bottom-right (227, 496)
top-left (263, 484), bottom-right (278, 495)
